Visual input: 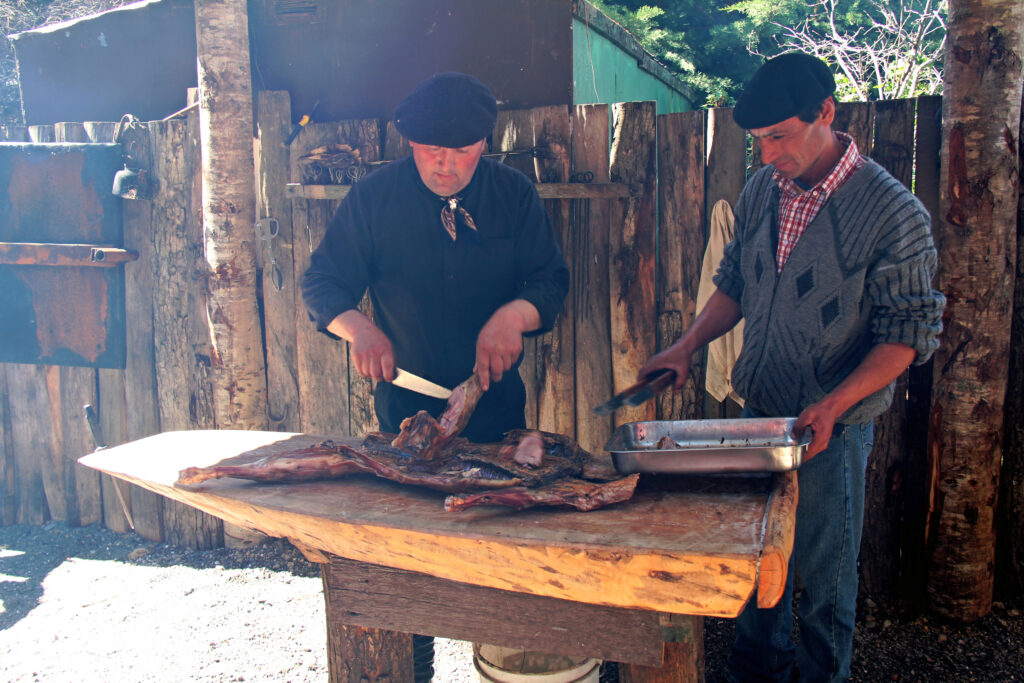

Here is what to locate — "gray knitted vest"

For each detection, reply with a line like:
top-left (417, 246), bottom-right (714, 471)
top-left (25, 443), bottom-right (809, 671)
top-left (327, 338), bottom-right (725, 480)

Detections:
top-left (714, 160), bottom-right (943, 424)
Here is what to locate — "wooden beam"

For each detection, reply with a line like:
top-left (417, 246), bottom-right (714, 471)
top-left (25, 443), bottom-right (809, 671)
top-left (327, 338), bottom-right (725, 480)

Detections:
top-left (285, 181), bottom-right (634, 201)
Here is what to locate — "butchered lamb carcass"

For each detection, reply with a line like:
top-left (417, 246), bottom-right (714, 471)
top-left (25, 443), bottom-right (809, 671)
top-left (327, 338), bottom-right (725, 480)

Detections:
top-left (176, 374), bottom-right (637, 512)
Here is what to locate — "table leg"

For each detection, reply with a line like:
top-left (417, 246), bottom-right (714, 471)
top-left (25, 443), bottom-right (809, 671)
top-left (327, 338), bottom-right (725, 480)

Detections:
top-left (322, 568), bottom-right (415, 682)
top-left (619, 616), bottom-right (705, 683)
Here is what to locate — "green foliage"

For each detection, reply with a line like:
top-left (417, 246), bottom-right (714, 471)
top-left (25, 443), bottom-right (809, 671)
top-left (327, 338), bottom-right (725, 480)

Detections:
top-left (591, 0), bottom-right (946, 107)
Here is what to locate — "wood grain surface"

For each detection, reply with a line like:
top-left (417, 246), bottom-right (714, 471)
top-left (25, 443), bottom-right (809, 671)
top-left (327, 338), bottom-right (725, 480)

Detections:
top-left (80, 430), bottom-right (794, 618)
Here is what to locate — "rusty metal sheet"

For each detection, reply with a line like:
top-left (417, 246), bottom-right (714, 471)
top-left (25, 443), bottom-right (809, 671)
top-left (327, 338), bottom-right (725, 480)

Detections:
top-left (0, 143), bottom-right (127, 368)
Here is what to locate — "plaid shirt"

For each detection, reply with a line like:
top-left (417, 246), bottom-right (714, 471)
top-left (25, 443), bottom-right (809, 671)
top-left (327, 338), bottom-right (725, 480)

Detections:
top-left (774, 132), bottom-right (864, 272)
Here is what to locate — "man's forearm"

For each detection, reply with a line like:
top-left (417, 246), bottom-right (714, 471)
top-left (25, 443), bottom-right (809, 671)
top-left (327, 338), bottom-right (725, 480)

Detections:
top-left (326, 309), bottom-right (376, 343)
top-left (676, 289), bottom-right (743, 355)
top-left (818, 342), bottom-right (917, 419)
top-left (495, 299), bottom-right (542, 335)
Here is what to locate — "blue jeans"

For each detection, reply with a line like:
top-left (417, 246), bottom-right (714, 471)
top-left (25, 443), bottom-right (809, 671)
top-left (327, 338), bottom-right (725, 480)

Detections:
top-left (726, 414), bottom-right (873, 683)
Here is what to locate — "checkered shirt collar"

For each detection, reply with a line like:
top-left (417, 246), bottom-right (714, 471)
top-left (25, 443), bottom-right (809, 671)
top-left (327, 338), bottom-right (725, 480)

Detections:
top-left (773, 131), bottom-right (861, 198)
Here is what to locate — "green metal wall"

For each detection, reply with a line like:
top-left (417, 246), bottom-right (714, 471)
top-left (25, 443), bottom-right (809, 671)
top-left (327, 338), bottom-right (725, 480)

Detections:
top-left (572, 18), bottom-right (691, 114)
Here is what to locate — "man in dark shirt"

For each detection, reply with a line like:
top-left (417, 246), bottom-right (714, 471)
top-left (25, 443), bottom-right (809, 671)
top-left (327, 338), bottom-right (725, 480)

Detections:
top-left (302, 72), bottom-right (569, 442)
top-left (302, 71), bottom-right (569, 683)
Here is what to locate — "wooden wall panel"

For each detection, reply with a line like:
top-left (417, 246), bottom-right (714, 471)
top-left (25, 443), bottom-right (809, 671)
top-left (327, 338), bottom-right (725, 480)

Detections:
top-left (494, 109), bottom-right (542, 429)
top-left (571, 104), bottom-right (613, 454)
top-left (256, 91), bottom-right (300, 433)
top-left (533, 105), bottom-right (575, 438)
top-left (337, 119), bottom-right (382, 438)
top-left (291, 123), bottom-right (353, 435)
top-left (121, 121), bottom-right (163, 541)
top-left (149, 117), bottom-right (221, 549)
top-left (656, 111), bottom-right (706, 422)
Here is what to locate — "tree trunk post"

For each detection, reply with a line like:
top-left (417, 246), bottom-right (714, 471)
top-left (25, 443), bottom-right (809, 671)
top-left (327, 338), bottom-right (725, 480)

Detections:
top-left (928, 0), bottom-right (1024, 620)
top-left (193, 0), bottom-right (268, 430)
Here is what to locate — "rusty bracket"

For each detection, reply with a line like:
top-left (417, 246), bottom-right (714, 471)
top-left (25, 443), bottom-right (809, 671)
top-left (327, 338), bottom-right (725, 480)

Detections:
top-left (0, 242), bottom-right (139, 267)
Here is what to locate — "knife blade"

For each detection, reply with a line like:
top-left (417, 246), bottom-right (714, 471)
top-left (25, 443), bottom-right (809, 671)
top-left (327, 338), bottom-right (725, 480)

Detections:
top-left (592, 369), bottom-right (676, 415)
top-left (392, 368), bottom-right (453, 400)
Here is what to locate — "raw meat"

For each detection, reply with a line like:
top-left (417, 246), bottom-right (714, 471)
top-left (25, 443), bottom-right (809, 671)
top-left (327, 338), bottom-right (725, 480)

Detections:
top-left (444, 474), bottom-right (640, 512)
top-left (175, 374), bottom-right (636, 512)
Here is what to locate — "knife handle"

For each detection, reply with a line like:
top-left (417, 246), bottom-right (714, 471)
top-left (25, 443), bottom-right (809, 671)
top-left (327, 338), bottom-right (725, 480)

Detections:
top-left (623, 368), bottom-right (677, 406)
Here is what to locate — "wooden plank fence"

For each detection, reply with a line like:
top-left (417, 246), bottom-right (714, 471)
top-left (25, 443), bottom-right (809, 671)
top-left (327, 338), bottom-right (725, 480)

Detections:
top-left (0, 94), bottom-right (1021, 610)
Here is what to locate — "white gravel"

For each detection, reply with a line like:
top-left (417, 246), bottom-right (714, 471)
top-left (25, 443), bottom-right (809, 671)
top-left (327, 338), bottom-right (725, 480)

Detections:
top-left (0, 523), bottom-right (476, 682)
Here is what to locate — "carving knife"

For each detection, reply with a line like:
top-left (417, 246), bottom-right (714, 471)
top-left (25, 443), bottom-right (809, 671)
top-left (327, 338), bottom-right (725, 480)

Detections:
top-left (392, 368), bottom-right (453, 400)
top-left (592, 369), bottom-right (676, 415)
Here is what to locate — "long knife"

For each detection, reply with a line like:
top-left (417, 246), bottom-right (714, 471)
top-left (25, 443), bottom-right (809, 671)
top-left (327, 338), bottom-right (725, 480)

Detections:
top-left (392, 368), bottom-right (453, 400)
top-left (592, 369), bottom-right (676, 415)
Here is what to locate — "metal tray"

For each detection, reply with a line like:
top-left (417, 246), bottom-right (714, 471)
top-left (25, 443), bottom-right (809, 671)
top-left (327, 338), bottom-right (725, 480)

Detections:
top-left (605, 417), bottom-right (810, 474)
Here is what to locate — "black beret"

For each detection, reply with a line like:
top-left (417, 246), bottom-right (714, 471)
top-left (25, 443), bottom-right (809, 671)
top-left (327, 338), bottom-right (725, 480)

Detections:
top-left (733, 53), bottom-right (836, 130)
top-left (394, 72), bottom-right (498, 148)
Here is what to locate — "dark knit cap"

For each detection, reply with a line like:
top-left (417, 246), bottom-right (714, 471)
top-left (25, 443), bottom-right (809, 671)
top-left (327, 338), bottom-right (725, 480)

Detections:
top-left (733, 53), bottom-right (836, 129)
top-left (394, 72), bottom-right (498, 148)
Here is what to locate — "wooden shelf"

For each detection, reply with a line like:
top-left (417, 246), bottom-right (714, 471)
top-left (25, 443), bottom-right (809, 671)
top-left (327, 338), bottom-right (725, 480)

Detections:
top-left (285, 182), bottom-right (635, 201)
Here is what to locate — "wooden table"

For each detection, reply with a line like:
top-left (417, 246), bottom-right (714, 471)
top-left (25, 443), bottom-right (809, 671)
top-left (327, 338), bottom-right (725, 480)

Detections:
top-left (80, 430), bottom-right (797, 682)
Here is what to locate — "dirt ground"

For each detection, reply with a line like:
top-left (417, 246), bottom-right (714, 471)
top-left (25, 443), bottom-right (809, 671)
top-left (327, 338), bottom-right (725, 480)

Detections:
top-left (1, 522), bottom-right (1021, 682)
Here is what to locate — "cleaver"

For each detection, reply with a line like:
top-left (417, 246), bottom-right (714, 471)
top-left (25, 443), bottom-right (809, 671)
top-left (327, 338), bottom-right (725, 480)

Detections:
top-left (592, 369), bottom-right (676, 415)
top-left (392, 368), bottom-right (453, 400)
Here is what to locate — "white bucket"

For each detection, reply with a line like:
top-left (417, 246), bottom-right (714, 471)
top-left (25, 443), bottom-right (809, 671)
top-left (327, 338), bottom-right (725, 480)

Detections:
top-left (473, 643), bottom-right (601, 683)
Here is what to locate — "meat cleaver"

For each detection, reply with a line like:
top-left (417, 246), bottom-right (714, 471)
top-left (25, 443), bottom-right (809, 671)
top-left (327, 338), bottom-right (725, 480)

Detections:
top-left (592, 369), bottom-right (676, 415)
top-left (392, 368), bottom-right (453, 400)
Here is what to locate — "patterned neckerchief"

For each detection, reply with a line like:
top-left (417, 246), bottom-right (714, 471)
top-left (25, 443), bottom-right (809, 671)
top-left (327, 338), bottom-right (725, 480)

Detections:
top-left (440, 195), bottom-right (478, 241)
top-left (773, 131), bottom-right (864, 273)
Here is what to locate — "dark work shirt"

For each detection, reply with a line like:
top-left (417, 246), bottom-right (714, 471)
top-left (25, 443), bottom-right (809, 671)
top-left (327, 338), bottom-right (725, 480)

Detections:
top-left (301, 155), bottom-right (569, 441)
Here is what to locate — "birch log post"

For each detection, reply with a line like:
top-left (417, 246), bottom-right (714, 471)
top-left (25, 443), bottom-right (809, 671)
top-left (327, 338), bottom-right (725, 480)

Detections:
top-left (194, 0), bottom-right (267, 431)
top-left (928, 0), bottom-right (1024, 620)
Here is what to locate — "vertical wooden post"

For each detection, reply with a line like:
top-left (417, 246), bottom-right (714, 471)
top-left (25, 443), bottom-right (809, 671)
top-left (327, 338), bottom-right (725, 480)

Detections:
top-left (657, 110), bottom-right (706, 422)
top-left (928, 0), bottom-right (1024, 620)
top-left (256, 91), bottom-right (300, 433)
top-left (608, 101), bottom-right (658, 427)
top-left (571, 104), bottom-right (613, 454)
top-left (194, 0), bottom-right (268, 431)
top-left (998, 93), bottom-right (1024, 596)
top-left (860, 98), bottom-right (916, 605)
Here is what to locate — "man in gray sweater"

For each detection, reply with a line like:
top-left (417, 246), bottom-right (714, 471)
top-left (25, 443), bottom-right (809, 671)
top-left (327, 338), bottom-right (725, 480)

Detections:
top-left (639, 53), bottom-right (945, 681)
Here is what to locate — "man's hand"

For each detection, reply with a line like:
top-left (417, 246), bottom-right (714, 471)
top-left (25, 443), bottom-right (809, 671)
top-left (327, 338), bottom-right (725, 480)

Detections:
top-left (793, 402), bottom-right (841, 461)
top-left (327, 310), bottom-right (395, 382)
top-left (475, 300), bottom-right (541, 391)
top-left (794, 342), bottom-right (917, 461)
top-left (638, 341), bottom-right (695, 390)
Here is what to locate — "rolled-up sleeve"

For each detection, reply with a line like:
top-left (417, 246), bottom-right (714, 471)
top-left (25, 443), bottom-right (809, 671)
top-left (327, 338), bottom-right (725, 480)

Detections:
top-left (866, 210), bottom-right (946, 365)
top-left (513, 182), bottom-right (570, 335)
top-left (300, 188), bottom-right (373, 338)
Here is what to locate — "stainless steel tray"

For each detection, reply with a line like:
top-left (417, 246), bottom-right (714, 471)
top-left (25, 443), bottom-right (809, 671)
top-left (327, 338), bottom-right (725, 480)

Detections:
top-left (605, 417), bottom-right (810, 474)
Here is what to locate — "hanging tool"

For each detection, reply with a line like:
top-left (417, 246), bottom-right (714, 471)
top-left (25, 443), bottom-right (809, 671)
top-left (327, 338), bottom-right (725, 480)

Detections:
top-left (285, 99), bottom-right (320, 145)
top-left (84, 404), bottom-right (135, 530)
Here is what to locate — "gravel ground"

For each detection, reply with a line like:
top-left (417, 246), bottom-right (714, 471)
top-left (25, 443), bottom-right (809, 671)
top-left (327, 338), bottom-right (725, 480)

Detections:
top-left (1, 522), bottom-right (1021, 682)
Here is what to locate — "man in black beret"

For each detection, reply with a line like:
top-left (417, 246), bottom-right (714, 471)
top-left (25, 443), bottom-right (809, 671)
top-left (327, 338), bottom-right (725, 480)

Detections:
top-left (301, 73), bottom-right (569, 678)
top-left (640, 53), bottom-right (945, 681)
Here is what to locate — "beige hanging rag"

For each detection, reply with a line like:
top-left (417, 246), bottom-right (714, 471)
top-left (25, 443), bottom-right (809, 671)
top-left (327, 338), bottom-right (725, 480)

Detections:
top-left (697, 199), bottom-right (745, 406)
